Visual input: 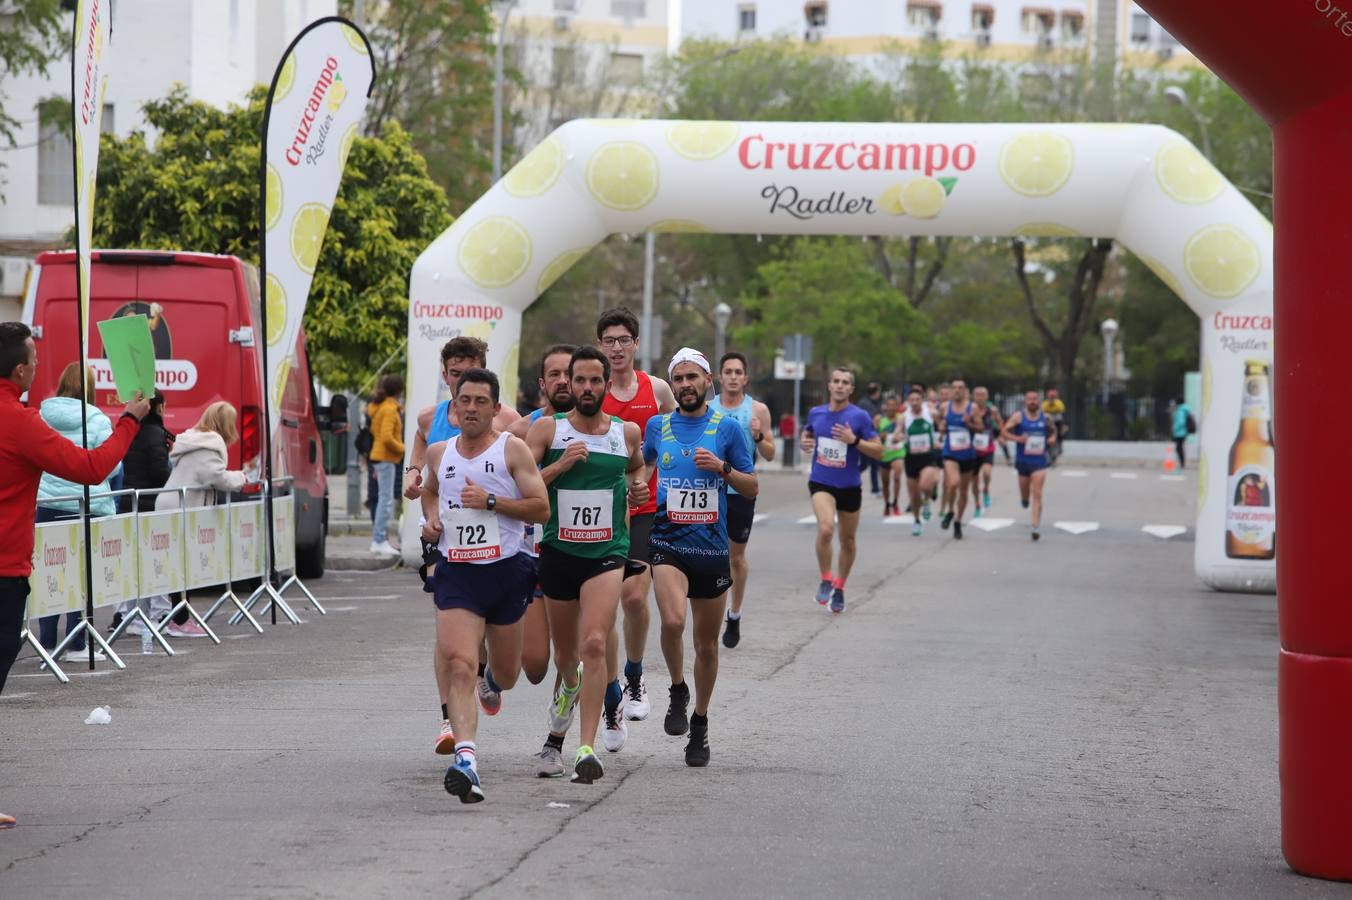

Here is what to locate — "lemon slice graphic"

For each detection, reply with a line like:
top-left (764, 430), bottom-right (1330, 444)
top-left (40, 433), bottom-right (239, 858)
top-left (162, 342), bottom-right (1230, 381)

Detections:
top-left (537, 247), bottom-right (591, 294)
top-left (1184, 225), bottom-right (1261, 299)
top-left (274, 53), bottom-right (296, 103)
top-left (876, 184), bottom-right (906, 216)
top-left (342, 24), bottom-right (369, 55)
top-left (1155, 142), bottom-right (1224, 205)
top-left (265, 274), bottom-right (287, 346)
top-left (998, 132), bottom-right (1074, 197)
top-left (901, 177), bottom-right (946, 219)
top-left (289, 203), bottom-right (331, 275)
top-left (458, 217), bottom-right (533, 288)
top-left (504, 138), bottom-right (564, 197)
top-left (1136, 253), bottom-right (1185, 298)
top-left (1197, 449), bottom-right (1208, 506)
top-left (586, 142), bottom-right (659, 211)
top-left (339, 123), bottom-right (358, 170)
top-left (664, 122), bottom-right (739, 160)
top-left (274, 356), bottom-right (292, 407)
top-left (265, 164), bottom-right (283, 232)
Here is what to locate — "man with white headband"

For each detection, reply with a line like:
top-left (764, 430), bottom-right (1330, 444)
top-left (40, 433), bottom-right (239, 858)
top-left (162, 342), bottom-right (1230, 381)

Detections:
top-left (642, 347), bottom-right (757, 767)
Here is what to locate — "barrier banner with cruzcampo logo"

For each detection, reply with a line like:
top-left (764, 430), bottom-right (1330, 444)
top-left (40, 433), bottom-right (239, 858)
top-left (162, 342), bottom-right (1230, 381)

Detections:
top-left (259, 17), bottom-right (376, 429)
top-left (72, 0), bottom-right (111, 369)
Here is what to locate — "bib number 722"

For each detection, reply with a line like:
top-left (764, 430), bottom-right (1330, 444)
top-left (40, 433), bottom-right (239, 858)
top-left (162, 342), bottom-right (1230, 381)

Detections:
top-left (455, 524), bottom-right (488, 546)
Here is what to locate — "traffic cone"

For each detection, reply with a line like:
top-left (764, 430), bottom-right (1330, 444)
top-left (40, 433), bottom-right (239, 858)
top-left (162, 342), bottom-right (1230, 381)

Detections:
top-left (1162, 449), bottom-right (1177, 472)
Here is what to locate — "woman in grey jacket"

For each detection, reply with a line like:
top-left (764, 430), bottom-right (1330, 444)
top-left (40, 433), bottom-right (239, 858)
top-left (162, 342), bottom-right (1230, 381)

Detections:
top-left (151, 401), bottom-right (247, 638)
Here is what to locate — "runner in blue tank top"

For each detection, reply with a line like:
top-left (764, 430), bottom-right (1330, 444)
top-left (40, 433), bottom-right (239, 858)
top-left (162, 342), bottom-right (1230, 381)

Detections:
top-left (1001, 390), bottom-right (1057, 542)
top-left (644, 348), bottom-right (757, 768)
top-left (937, 378), bottom-right (984, 540)
top-left (709, 351), bottom-right (774, 651)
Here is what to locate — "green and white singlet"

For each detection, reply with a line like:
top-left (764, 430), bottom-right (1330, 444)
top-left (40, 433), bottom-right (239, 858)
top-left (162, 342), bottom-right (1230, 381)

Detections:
top-left (542, 413), bottom-right (631, 560)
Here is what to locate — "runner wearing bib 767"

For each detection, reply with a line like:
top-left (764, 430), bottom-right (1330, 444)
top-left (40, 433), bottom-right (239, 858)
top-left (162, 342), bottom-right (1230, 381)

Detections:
top-left (525, 346), bottom-right (649, 785)
top-left (419, 369), bottom-right (550, 804)
top-left (801, 367), bottom-right (883, 614)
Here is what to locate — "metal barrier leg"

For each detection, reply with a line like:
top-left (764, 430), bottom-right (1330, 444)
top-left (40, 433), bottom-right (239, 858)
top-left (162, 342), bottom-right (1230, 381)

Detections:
top-left (245, 582), bottom-right (301, 625)
top-left (23, 627), bottom-right (69, 684)
top-left (47, 619), bottom-right (125, 670)
top-left (277, 574), bottom-right (325, 615)
top-left (156, 598), bottom-right (221, 645)
top-left (108, 606), bottom-right (175, 656)
top-left (204, 587), bottom-right (264, 633)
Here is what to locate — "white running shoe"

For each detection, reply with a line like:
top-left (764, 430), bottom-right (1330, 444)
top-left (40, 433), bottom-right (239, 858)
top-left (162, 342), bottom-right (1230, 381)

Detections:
top-left (602, 705), bottom-right (628, 752)
top-left (547, 665), bottom-right (582, 734)
top-left (61, 647), bottom-right (106, 663)
top-left (534, 745), bottom-right (565, 777)
top-left (622, 673), bottom-right (650, 721)
top-left (370, 540), bottom-right (400, 556)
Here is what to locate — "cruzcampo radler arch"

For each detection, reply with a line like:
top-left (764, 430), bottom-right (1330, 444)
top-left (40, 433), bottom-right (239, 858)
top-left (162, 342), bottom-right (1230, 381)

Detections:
top-left (406, 120), bottom-right (1274, 595)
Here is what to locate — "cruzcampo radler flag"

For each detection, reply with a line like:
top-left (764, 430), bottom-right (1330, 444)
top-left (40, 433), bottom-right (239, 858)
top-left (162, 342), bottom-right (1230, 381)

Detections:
top-left (260, 17), bottom-right (376, 433)
top-left (72, 0), bottom-right (112, 369)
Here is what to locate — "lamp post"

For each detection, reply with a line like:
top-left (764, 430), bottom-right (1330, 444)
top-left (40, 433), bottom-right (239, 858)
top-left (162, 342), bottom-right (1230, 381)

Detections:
top-left (1100, 317), bottom-right (1119, 406)
top-left (492, 0), bottom-right (518, 183)
top-left (1164, 85), bottom-right (1213, 161)
top-left (713, 302), bottom-right (732, 366)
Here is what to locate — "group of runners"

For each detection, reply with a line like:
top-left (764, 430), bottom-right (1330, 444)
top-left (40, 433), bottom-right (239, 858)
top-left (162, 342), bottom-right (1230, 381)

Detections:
top-left (400, 305), bottom-right (1059, 802)
top-left (402, 308), bottom-right (774, 801)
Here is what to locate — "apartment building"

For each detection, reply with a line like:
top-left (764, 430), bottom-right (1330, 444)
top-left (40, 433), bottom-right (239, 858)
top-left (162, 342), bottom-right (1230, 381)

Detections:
top-left (0, 0), bottom-right (335, 318)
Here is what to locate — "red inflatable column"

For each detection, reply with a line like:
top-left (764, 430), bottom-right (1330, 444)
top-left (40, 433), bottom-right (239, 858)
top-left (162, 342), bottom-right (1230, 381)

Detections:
top-left (1274, 88), bottom-right (1352, 881)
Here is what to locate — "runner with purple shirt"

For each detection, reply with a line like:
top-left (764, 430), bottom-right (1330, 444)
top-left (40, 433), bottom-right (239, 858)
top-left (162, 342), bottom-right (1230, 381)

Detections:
top-left (799, 367), bottom-right (883, 614)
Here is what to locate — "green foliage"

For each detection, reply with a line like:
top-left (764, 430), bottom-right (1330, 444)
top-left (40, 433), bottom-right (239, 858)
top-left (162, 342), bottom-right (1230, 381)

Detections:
top-left (86, 87), bottom-right (454, 391)
top-left (340, 0), bottom-right (496, 214)
top-left (734, 238), bottom-right (929, 379)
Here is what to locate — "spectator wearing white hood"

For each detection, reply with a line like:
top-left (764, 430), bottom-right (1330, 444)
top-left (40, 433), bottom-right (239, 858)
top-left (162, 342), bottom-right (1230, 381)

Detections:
top-left (150, 401), bottom-right (247, 638)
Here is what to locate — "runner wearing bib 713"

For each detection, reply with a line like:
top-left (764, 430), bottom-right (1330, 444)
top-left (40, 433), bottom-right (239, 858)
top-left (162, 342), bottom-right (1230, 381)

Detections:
top-left (800, 367), bottom-right (883, 614)
top-left (937, 378), bottom-right (984, 540)
top-left (525, 346), bottom-right (648, 786)
top-left (419, 369), bottom-right (550, 804)
top-left (644, 348), bottom-right (758, 767)
top-left (1001, 390), bottom-right (1056, 542)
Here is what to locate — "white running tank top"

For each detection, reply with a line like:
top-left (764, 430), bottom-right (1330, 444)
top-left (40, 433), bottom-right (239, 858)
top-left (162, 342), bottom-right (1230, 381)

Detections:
top-left (436, 432), bottom-right (524, 564)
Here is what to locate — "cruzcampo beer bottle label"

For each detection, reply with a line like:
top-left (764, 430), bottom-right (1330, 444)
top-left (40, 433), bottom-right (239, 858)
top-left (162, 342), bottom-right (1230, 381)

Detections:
top-left (1226, 360), bottom-right (1275, 559)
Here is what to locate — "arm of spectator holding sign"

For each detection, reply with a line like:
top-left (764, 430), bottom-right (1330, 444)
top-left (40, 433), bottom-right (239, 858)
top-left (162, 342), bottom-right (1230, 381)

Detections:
top-left (21, 393), bottom-right (147, 485)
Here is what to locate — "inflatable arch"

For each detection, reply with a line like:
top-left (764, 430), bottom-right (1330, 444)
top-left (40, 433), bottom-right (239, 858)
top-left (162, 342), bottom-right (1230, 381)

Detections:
top-left (407, 120), bottom-right (1274, 594)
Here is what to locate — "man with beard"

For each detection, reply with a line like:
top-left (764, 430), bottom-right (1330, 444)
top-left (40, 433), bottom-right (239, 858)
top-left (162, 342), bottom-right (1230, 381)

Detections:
top-left (1001, 390), bottom-right (1056, 542)
top-left (645, 349), bottom-right (757, 765)
top-left (595, 308), bottom-right (676, 733)
top-left (937, 378), bottom-right (983, 540)
top-left (526, 347), bottom-right (648, 784)
top-left (419, 369), bottom-right (549, 802)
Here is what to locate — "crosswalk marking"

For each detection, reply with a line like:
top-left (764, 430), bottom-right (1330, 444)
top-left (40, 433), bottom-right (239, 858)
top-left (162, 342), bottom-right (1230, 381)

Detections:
top-left (968, 517), bottom-right (1014, 532)
top-left (1160, 475), bottom-right (1185, 482)
top-left (1142, 525), bottom-right (1188, 540)
top-left (1109, 472), bottom-right (1138, 480)
top-left (752, 514), bottom-right (768, 524)
top-left (1060, 470), bottom-right (1089, 478)
top-left (1053, 521), bottom-right (1100, 535)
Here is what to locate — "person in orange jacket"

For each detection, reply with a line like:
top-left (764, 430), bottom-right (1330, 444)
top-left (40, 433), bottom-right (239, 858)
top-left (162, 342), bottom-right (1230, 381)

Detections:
top-left (367, 374), bottom-right (405, 556)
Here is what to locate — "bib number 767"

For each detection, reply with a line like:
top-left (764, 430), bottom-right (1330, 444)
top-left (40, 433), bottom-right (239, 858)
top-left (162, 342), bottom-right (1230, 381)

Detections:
top-left (558, 489), bottom-right (614, 542)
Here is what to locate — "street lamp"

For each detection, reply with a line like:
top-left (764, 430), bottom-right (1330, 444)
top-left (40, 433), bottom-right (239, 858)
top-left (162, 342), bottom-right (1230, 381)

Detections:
top-left (1164, 85), bottom-right (1213, 162)
top-left (1100, 317), bottom-right (1119, 405)
top-left (492, 0), bottom-right (519, 183)
top-left (714, 302), bottom-right (732, 365)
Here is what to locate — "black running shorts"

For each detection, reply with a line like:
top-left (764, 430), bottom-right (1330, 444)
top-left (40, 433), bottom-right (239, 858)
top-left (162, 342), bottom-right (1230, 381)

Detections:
top-left (808, 481), bottom-right (863, 514)
top-left (725, 494), bottom-right (756, 545)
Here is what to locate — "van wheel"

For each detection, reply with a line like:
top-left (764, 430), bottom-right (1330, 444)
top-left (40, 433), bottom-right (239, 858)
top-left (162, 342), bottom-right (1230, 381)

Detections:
top-left (296, 527), bottom-right (326, 580)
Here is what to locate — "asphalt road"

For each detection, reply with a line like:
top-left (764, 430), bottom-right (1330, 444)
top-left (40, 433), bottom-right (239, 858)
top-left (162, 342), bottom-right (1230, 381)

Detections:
top-left (1, 464), bottom-right (1342, 899)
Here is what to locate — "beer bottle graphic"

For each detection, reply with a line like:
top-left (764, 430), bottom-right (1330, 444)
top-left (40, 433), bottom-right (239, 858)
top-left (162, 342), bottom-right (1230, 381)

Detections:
top-left (1225, 360), bottom-right (1275, 560)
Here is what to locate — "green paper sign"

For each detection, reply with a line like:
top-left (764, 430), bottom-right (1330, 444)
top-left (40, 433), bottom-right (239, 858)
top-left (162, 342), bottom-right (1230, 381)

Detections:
top-left (95, 315), bottom-right (157, 401)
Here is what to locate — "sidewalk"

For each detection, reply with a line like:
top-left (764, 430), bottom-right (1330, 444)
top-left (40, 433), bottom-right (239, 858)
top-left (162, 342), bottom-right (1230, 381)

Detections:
top-left (325, 467), bottom-right (402, 571)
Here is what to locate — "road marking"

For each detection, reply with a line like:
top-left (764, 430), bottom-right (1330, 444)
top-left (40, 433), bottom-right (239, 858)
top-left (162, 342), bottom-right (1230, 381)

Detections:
top-left (323, 605), bottom-right (360, 612)
top-left (1160, 475), bottom-right (1185, 482)
top-left (225, 634), bottom-right (252, 640)
top-left (1143, 525), bottom-right (1188, 540)
top-left (1109, 472), bottom-right (1138, 480)
top-left (1060, 470), bottom-right (1089, 478)
top-left (968, 517), bottom-right (1014, 532)
top-left (312, 595), bottom-right (399, 602)
top-left (882, 516), bottom-right (912, 525)
top-left (796, 515), bottom-right (816, 525)
top-left (12, 669), bottom-right (114, 678)
top-left (1053, 521), bottom-right (1100, 535)
top-left (752, 514), bottom-right (768, 524)
top-left (0, 691), bottom-right (33, 700)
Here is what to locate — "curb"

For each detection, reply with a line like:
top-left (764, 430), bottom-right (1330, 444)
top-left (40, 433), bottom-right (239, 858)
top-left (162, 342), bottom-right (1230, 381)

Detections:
top-left (326, 553), bottom-right (403, 572)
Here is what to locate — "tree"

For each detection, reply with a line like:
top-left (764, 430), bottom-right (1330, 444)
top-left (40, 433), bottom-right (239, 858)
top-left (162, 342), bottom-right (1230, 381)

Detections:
top-left (1011, 237), bottom-right (1115, 394)
top-left (87, 87), bottom-right (454, 391)
top-left (339, 0), bottom-right (496, 214)
top-left (0, 0), bottom-right (66, 189)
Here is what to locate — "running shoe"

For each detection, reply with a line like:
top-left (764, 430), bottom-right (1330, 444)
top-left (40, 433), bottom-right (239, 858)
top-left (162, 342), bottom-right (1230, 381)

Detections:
top-left (954, 520), bottom-right (964, 540)
top-left (602, 705), bottom-right (628, 752)
top-left (685, 722), bottom-right (710, 768)
top-left (983, 491), bottom-right (992, 509)
top-left (165, 620), bottom-right (209, 638)
top-left (534, 745), bottom-right (566, 778)
top-left (923, 503), bottom-right (932, 521)
top-left (722, 615), bottom-right (741, 649)
top-left (434, 720), bottom-right (456, 756)
top-left (444, 754), bottom-right (484, 803)
top-left (912, 521), bottom-right (922, 537)
top-left (477, 675), bottom-right (502, 716)
top-left (830, 588), bottom-right (845, 615)
top-left (623, 673), bottom-right (650, 720)
top-left (0, 813), bottom-right (14, 830)
top-left (1032, 529), bottom-right (1041, 542)
top-left (571, 745), bottom-right (604, 784)
top-left (1021, 498), bottom-right (1030, 509)
top-left (941, 511), bottom-right (954, 530)
top-left (814, 579), bottom-right (832, 606)
top-left (664, 682), bottom-right (690, 736)
top-left (61, 647), bottom-right (106, 663)
top-left (974, 505), bottom-right (983, 519)
top-left (548, 665), bottom-right (582, 734)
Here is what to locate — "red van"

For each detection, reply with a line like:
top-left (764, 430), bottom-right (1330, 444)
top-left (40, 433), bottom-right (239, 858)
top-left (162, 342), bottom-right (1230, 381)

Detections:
top-left (21, 250), bottom-right (333, 577)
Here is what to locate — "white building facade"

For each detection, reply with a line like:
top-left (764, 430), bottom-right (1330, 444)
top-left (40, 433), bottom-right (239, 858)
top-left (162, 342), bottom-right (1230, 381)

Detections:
top-left (0, 0), bottom-right (335, 318)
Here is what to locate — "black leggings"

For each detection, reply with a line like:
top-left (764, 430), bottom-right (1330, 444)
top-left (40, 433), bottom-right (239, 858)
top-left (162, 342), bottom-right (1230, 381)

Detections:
top-left (0, 577), bottom-right (32, 695)
top-left (1174, 437), bottom-right (1186, 468)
